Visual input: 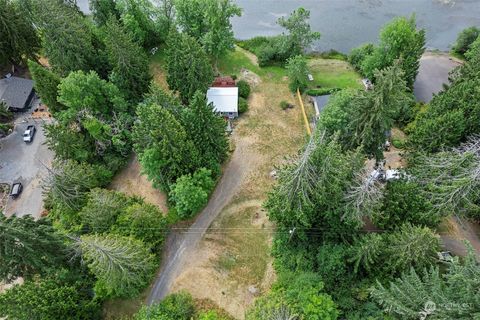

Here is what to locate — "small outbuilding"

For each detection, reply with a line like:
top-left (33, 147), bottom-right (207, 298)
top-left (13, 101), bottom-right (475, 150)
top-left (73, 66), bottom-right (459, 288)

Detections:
top-left (207, 86), bottom-right (239, 119)
top-left (0, 76), bottom-right (35, 112)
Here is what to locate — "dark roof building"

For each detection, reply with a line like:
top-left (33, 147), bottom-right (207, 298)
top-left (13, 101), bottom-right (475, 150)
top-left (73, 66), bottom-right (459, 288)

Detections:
top-left (0, 76), bottom-right (35, 111)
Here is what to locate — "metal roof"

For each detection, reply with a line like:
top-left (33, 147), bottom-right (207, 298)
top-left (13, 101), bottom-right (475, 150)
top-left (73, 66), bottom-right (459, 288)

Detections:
top-left (0, 76), bottom-right (34, 110)
top-left (206, 87), bottom-right (238, 113)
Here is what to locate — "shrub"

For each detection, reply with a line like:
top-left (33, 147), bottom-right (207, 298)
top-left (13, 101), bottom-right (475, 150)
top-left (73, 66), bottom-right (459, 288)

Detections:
top-left (236, 36), bottom-right (271, 56)
top-left (114, 202), bottom-right (168, 250)
top-left (280, 101), bottom-right (289, 110)
top-left (452, 26), bottom-right (480, 55)
top-left (348, 43), bottom-right (374, 72)
top-left (237, 80), bottom-right (251, 99)
top-left (257, 35), bottom-right (300, 67)
top-left (134, 292), bottom-right (195, 320)
top-left (169, 168), bottom-right (214, 219)
top-left (238, 97), bottom-right (248, 113)
top-left (305, 87), bottom-right (341, 96)
top-left (391, 137), bottom-right (406, 149)
top-left (230, 74), bottom-right (237, 80)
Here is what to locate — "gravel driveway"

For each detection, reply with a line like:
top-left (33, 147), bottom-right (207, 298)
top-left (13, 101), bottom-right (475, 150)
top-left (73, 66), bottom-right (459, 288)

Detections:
top-left (413, 52), bottom-right (462, 103)
top-left (0, 119), bottom-right (53, 218)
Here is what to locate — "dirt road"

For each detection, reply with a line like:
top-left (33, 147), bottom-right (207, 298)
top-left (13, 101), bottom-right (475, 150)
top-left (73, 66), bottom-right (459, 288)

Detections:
top-left (147, 136), bottom-right (252, 304)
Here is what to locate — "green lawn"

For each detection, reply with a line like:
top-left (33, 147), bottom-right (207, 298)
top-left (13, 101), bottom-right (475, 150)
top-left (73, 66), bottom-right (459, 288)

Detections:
top-left (218, 47), bottom-right (286, 82)
top-left (307, 58), bottom-right (363, 90)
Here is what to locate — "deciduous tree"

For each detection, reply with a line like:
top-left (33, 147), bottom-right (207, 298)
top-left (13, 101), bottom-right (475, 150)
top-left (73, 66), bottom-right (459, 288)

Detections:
top-left (277, 7), bottom-right (321, 53)
top-left (286, 55), bottom-right (309, 93)
top-left (0, 275), bottom-right (100, 320)
top-left (169, 168), bottom-right (214, 219)
top-left (452, 26), bottom-right (480, 56)
top-left (360, 15), bottom-right (425, 88)
top-left (175, 0), bottom-right (241, 63)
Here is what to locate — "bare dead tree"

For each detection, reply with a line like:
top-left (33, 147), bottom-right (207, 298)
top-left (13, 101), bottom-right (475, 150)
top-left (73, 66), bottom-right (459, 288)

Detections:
top-left (344, 167), bottom-right (385, 225)
top-left (277, 131), bottom-right (325, 213)
top-left (413, 135), bottom-right (480, 216)
top-left (41, 160), bottom-right (91, 211)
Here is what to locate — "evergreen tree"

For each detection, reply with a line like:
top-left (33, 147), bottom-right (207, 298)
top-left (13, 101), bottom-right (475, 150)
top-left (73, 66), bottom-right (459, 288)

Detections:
top-left (371, 248), bottom-right (480, 319)
top-left (73, 234), bottom-right (156, 298)
top-left (0, 0), bottom-right (40, 65)
top-left (132, 103), bottom-right (199, 190)
top-left (165, 31), bottom-right (214, 104)
top-left (182, 91), bottom-right (228, 174)
top-left (89, 0), bottom-right (120, 26)
top-left (103, 17), bottom-right (152, 102)
top-left (79, 188), bottom-right (131, 232)
top-left (0, 215), bottom-right (66, 283)
top-left (28, 60), bottom-right (64, 113)
top-left (32, 0), bottom-right (99, 75)
top-left (350, 62), bottom-right (410, 161)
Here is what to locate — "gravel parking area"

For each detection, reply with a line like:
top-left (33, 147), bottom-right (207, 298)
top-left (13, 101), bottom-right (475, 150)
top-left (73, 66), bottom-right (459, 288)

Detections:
top-left (414, 52), bottom-right (462, 103)
top-left (0, 116), bottom-right (53, 218)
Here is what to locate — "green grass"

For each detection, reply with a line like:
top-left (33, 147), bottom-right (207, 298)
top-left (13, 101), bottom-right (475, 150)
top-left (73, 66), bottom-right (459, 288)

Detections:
top-left (213, 205), bottom-right (270, 285)
top-left (218, 47), bottom-right (286, 82)
top-left (307, 58), bottom-right (363, 90)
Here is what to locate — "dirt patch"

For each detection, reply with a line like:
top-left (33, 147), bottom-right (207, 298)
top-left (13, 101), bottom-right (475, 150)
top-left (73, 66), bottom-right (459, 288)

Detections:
top-left (109, 155), bottom-right (168, 213)
top-left (236, 46), bottom-right (259, 66)
top-left (0, 277), bottom-right (23, 294)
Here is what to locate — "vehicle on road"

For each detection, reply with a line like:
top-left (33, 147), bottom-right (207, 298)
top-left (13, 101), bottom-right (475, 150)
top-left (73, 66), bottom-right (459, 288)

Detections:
top-left (10, 182), bottom-right (23, 198)
top-left (23, 125), bottom-right (36, 143)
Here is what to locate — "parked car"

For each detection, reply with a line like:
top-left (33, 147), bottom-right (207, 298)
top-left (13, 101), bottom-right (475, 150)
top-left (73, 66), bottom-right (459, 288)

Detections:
top-left (23, 125), bottom-right (36, 143)
top-left (10, 182), bottom-right (23, 198)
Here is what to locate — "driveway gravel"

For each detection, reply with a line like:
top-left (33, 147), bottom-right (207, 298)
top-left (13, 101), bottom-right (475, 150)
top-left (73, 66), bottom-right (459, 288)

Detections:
top-left (0, 119), bottom-right (53, 218)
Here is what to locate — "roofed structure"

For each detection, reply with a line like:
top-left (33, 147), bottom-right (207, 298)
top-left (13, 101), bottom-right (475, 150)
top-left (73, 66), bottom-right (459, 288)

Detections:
top-left (207, 87), bottom-right (239, 118)
top-left (0, 76), bottom-right (35, 111)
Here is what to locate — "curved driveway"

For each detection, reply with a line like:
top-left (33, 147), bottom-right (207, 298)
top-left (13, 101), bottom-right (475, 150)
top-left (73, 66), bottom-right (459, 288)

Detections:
top-left (147, 138), bottom-right (250, 304)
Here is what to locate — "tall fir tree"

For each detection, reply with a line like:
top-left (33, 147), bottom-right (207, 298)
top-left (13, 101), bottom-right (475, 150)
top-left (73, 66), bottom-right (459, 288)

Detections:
top-left (165, 30), bottom-right (214, 104)
top-left (89, 0), bottom-right (120, 26)
top-left (0, 0), bottom-right (40, 65)
top-left (0, 215), bottom-right (66, 283)
top-left (103, 17), bottom-right (152, 103)
top-left (181, 91), bottom-right (228, 175)
top-left (33, 0), bottom-right (101, 76)
top-left (73, 234), bottom-right (155, 298)
top-left (133, 103), bottom-right (199, 190)
top-left (28, 60), bottom-right (64, 113)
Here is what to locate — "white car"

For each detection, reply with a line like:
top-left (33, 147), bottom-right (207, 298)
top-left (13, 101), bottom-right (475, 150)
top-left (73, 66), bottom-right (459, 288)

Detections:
top-left (23, 125), bottom-right (36, 143)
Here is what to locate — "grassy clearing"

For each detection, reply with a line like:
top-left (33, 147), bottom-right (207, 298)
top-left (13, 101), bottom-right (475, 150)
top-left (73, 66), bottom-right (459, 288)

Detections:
top-left (307, 58), bottom-right (363, 90)
top-left (218, 47), bottom-right (286, 82)
top-left (213, 204), bottom-right (270, 285)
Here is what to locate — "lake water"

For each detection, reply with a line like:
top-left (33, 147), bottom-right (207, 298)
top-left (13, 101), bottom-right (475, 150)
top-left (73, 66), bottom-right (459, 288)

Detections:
top-left (77, 0), bottom-right (480, 53)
